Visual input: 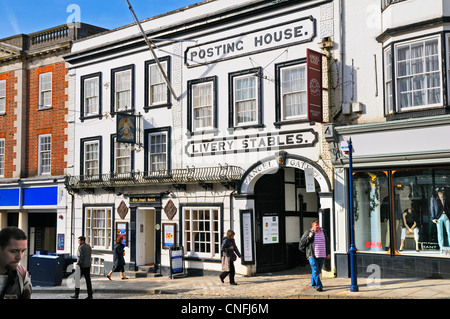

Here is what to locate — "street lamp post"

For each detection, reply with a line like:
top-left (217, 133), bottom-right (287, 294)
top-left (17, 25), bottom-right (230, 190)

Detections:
top-left (347, 138), bottom-right (359, 292)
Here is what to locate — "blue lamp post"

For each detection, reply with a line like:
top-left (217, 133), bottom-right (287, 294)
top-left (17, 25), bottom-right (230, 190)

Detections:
top-left (347, 138), bottom-right (359, 292)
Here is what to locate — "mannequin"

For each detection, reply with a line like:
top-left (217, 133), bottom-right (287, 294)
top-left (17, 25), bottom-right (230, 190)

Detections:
top-left (399, 208), bottom-right (419, 252)
top-left (430, 187), bottom-right (450, 255)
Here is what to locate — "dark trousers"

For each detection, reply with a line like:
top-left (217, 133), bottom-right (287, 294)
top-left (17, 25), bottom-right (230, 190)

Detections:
top-left (219, 260), bottom-right (236, 283)
top-left (75, 266), bottom-right (93, 297)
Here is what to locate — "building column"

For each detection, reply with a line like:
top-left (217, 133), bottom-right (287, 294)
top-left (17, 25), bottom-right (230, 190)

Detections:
top-left (0, 211), bottom-right (7, 229)
top-left (18, 210), bottom-right (28, 268)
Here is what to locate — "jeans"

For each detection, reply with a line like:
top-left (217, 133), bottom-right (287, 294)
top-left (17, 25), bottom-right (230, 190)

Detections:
top-left (436, 213), bottom-right (450, 250)
top-left (308, 257), bottom-right (325, 289)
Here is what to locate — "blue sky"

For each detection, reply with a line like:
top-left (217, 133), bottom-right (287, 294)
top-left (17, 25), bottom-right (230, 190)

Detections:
top-left (0, 0), bottom-right (201, 39)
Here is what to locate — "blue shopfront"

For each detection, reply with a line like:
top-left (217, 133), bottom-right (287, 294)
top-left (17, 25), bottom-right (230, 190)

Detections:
top-left (0, 180), bottom-right (68, 266)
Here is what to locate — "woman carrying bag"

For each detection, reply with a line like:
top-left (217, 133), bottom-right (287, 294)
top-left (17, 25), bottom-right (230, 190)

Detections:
top-left (219, 230), bottom-right (242, 285)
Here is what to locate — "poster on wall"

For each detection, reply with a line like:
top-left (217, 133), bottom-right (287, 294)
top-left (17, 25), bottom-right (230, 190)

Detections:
top-left (240, 210), bottom-right (255, 264)
top-left (116, 222), bottom-right (128, 246)
top-left (263, 216), bottom-right (279, 244)
top-left (163, 223), bottom-right (176, 249)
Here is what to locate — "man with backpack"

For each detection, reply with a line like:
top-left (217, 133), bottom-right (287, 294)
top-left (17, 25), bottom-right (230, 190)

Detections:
top-left (299, 219), bottom-right (330, 292)
top-left (0, 226), bottom-right (32, 299)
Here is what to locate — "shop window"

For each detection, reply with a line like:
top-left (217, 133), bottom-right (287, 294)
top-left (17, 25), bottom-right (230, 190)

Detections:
top-left (353, 171), bottom-right (390, 253)
top-left (85, 206), bottom-right (112, 250)
top-left (353, 168), bottom-right (450, 257)
top-left (393, 169), bottom-right (450, 256)
top-left (183, 207), bottom-right (221, 258)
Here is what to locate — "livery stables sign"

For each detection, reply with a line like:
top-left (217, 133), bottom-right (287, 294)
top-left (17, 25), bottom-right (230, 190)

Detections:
top-left (186, 129), bottom-right (317, 157)
top-left (185, 16), bottom-right (316, 67)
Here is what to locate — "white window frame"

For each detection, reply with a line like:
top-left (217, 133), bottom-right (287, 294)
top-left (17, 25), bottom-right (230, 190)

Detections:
top-left (39, 72), bottom-right (52, 108)
top-left (114, 69), bottom-right (132, 112)
top-left (0, 80), bottom-right (5, 114)
top-left (234, 74), bottom-right (259, 126)
top-left (0, 138), bottom-right (5, 177)
top-left (84, 140), bottom-right (100, 177)
top-left (149, 61), bottom-right (167, 106)
top-left (83, 76), bottom-right (100, 116)
top-left (114, 138), bottom-right (131, 175)
top-left (38, 134), bottom-right (51, 175)
top-left (192, 81), bottom-right (214, 131)
top-left (394, 36), bottom-right (442, 112)
top-left (85, 206), bottom-right (112, 250)
top-left (183, 206), bottom-right (221, 259)
top-left (148, 131), bottom-right (168, 173)
top-left (281, 64), bottom-right (307, 120)
top-left (384, 47), bottom-right (394, 114)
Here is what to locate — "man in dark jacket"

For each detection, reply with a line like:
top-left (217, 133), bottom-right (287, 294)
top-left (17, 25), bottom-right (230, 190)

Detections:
top-left (300, 219), bottom-right (330, 291)
top-left (71, 236), bottom-right (93, 299)
top-left (0, 226), bottom-right (32, 299)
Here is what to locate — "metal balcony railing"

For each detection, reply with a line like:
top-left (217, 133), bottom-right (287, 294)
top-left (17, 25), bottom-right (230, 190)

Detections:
top-left (64, 165), bottom-right (245, 191)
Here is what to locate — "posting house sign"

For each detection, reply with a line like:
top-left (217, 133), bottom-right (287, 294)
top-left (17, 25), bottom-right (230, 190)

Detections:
top-left (185, 16), bottom-right (316, 67)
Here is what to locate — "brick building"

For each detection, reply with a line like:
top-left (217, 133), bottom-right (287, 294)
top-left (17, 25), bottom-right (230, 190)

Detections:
top-left (0, 24), bottom-right (106, 266)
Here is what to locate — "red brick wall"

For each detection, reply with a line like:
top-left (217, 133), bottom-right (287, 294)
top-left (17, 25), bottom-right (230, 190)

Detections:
top-left (26, 62), bottom-right (68, 177)
top-left (0, 72), bottom-right (18, 178)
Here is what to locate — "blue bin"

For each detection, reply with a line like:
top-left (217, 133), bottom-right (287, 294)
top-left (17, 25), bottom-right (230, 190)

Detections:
top-left (29, 254), bottom-right (64, 286)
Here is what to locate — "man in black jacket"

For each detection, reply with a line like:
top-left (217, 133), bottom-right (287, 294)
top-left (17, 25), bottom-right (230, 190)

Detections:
top-left (71, 236), bottom-right (93, 299)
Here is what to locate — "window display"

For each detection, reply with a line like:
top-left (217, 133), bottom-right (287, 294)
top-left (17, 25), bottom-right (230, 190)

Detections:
top-left (353, 168), bottom-right (450, 257)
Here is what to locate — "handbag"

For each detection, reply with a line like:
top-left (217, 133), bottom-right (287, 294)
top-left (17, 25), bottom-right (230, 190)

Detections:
top-left (221, 252), bottom-right (230, 272)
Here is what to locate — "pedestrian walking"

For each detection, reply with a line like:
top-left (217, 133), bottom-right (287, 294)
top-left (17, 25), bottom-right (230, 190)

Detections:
top-left (300, 219), bottom-right (330, 291)
top-left (106, 236), bottom-right (128, 280)
top-left (219, 230), bottom-right (242, 285)
top-left (0, 226), bottom-right (32, 299)
top-left (71, 236), bottom-right (93, 299)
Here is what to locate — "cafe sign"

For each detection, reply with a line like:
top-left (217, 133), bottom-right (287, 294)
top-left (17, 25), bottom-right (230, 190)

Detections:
top-left (185, 16), bottom-right (315, 67)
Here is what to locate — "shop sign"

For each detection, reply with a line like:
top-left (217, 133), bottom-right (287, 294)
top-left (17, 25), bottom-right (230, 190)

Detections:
top-left (129, 195), bottom-right (161, 206)
top-left (186, 129), bottom-right (317, 157)
top-left (263, 215), bottom-right (279, 244)
top-left (240, 210), bottom-right (255, 264)
top-left (240, 156), bottom-right (330, 195)
top-left (185, 16), bottom-right (315, 67)
top-left (306, 49), bottom-right (323, 122)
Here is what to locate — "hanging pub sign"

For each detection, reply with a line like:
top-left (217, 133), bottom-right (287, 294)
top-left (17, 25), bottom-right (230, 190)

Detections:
top-left (116, 112), bottom-right (136, 143)
top-left (306, 49), bottom-right (323, 123)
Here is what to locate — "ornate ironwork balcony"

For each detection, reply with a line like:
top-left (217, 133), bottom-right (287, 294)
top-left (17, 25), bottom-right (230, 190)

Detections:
top-left (64, 165), bottom-right (245, 192)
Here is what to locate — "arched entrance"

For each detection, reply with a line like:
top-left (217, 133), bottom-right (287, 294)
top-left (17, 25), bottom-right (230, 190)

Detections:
top-left (238, 153), bottom-right (332, 273)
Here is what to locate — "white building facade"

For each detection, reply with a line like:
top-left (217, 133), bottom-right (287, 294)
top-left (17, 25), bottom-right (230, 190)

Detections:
top-left (64, 0), bottom-right (338, 277)
top-left (331, 0), bottom-right (450, 279)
